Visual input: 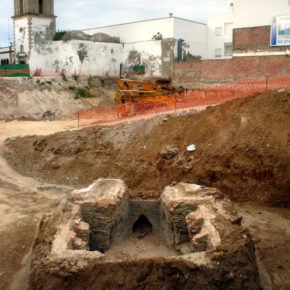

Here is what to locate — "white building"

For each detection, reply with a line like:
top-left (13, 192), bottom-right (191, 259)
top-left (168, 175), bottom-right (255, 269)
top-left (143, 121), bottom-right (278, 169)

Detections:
top-left (83, 16), bottom-right (208, 60)
top-left (0, 46), bottom-right (13, 65)
top-left (207, 4), bottom-right (234, 59)
top-left (10, 0), bottom-right (290, 77)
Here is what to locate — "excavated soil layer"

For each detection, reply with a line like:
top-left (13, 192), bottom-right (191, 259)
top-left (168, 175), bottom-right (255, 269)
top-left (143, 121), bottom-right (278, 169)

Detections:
top-left (3, 90), bottom-right (290, 205)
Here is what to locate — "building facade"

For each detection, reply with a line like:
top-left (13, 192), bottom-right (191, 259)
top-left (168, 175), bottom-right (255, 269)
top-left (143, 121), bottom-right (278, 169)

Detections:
top-left (13, 0), bottom-right (56, 64)
top-left (10, 0), bottom-right (290, 78)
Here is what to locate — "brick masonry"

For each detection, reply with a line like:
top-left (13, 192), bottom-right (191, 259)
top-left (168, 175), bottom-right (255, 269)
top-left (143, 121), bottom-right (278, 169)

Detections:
top-left (174, 56), bottom-right (290, 82)
top-left (233, 26), bottom-right (288, 53)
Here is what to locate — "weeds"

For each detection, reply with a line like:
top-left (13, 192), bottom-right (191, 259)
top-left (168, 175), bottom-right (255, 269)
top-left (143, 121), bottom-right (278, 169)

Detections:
top-left (74, 88), bottom-right (92, 99)
top-left (61, 72), bottom-right (68, 82)
top-left (72, 74), bottom-right (79, 82)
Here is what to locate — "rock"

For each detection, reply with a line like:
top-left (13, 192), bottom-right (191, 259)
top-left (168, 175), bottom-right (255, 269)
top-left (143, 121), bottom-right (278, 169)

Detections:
top-left (62, 30), bottom-right (90, 41)
top-left (160, 145), bottom-right (179, 160)
top-left (72, 237), bottom-right (87, 250)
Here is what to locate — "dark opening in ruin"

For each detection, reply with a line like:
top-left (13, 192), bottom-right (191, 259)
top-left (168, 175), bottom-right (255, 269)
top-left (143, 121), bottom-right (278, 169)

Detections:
top-left (133, 215), bottom-right (152, 234)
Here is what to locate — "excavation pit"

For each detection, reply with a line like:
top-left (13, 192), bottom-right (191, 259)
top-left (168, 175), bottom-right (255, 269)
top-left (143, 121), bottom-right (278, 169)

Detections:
top-left (29, 179), bottom-right (260, 289)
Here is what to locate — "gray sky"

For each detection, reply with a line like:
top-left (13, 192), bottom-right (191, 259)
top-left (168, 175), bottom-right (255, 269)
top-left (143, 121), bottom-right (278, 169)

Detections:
top-left (0, 0), bottom-right (231, 47)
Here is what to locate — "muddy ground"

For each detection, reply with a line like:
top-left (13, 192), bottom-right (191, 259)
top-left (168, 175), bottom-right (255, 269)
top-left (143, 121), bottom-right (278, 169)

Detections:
top-left (0, 90), bottom-right (289, 289)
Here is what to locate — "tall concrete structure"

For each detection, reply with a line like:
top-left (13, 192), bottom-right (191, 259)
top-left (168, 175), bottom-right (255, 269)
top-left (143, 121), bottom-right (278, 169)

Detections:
top-left (13, 0), bottom-right (56, 63)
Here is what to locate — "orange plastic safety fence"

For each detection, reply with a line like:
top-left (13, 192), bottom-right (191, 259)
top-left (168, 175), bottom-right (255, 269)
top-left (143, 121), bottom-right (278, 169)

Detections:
top-left (77, 75), bottom-right (290, 128)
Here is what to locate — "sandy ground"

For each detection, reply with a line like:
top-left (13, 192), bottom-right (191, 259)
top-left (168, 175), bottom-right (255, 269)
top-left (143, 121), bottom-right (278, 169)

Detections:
top-left (0, 120), bottom-right (76, 289)
top-left (0, 117), bottom-right (289, 289)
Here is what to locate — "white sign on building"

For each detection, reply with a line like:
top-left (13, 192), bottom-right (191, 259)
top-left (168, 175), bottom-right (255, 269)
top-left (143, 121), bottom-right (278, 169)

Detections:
top-left (271, 15), bottom-right (290, 46)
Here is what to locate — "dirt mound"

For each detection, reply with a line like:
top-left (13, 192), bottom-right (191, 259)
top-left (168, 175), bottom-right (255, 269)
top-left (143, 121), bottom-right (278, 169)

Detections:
top-left (0, 77), bottom-right (115, 120)
top-left (2, 90), bottom-right (290, 205)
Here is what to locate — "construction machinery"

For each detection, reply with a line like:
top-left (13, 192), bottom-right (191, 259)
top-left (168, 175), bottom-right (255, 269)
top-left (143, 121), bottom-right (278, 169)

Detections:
top-left (115, 79), bottom-right (185, 106)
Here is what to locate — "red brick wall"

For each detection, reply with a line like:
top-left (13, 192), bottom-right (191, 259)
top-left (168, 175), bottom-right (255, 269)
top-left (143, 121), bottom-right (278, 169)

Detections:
top-left (174, 56), bottom-right (290, 82)
top-left (233, 27), bottom-right (288, 53)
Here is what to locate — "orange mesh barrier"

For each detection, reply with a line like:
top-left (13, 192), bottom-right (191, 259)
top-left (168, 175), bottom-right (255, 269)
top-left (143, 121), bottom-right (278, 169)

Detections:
top-left (77, 75), bottom-right (290, 128)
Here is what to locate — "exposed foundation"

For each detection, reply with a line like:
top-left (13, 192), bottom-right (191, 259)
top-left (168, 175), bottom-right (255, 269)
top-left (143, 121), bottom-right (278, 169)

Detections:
top-left (29, 179), bottom-right (260, 289)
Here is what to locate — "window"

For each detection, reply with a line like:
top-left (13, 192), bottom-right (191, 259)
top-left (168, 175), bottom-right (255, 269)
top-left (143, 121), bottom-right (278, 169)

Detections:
top-left (224, 22), bottom-right (233, 35)
top-left (39, 0), bottom-right (43, 14)
top-left (215, 48), bottom-right (222, 57)
top-left (1, 59), bottom-right (9, 65)
top-left (224, 43), bottom-right (233, 56)
top-left (215, 27), bottom-right (223, 36)
top-left (20, 45), bottom-right (24, 53)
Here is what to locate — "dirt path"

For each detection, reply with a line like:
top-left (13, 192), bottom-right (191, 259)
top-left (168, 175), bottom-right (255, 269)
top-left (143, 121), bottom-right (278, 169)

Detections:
top-left (0, 120), bottom-right (76, 289)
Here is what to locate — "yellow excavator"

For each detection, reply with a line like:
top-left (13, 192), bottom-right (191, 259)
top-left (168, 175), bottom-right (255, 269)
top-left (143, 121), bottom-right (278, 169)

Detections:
top-left (115, 79), bottom-right (185, 106)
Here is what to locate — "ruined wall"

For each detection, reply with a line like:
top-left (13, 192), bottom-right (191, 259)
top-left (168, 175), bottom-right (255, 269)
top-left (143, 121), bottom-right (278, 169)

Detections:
top-left (29, 39), bottom-right (165, 77)
top-left (123, 40), bottom-right (163, 76)
top-left (31, 17), bottom-right (55, 48)
top-left (174, 55), bottom-right (290, 82)
top-left (161, 39), bottom-right (175, 77)
top-left (29, 40), bottom-right (123, 76)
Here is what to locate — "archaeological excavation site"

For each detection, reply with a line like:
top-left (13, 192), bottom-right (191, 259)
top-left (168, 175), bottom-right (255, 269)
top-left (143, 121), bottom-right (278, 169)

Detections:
top-left (0, 78), bottom-right (289, 289)
top-left (0, 0), bottom-right (290, 289)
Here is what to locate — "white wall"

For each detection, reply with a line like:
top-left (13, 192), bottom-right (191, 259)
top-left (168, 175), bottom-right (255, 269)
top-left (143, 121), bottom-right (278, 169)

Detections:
top-left (31, 17), bottom-right (55, 49)
top-left (14, 17), bottom-right (30, 55)
top-left (29, 39), bottom-right (164, 77)
top-left (174, 18), bottom-right (207, 43)
top-left (207, 7), bottom-right (233, 59)
top-left (0, 47), bottom-right (11, 64)
top-left (123, 40), bottom-right (162, 76)
top-left (173, 18), bottom-right (207, 60)
top-left (30, 40), bottom-right (123, 76)
top-left (82, 18), bottom-right (174, 43)
top-left (233, 0), bottom-right (290, 28)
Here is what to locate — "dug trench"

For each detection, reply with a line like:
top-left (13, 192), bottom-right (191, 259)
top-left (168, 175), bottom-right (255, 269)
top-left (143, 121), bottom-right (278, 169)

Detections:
top-left (2, 90), bottom-right (289, 206)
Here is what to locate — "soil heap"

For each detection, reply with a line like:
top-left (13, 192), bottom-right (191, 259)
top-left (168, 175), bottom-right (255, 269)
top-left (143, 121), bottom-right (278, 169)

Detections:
top-left (2, 90), bottom-right (289, 206)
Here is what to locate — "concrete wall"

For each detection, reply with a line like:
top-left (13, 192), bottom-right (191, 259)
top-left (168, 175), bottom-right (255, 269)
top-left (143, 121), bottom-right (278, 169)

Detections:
top-left (82, 17), bottom-right (174, 43)
top-left (207, 7), bottom-right (233, 59)
top-left (233, 0), bottom-right (290, 28)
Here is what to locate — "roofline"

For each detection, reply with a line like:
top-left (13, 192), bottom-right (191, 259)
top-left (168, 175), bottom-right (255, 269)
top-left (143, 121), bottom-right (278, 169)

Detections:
top-left (82, 16), bottom-right (206, 32)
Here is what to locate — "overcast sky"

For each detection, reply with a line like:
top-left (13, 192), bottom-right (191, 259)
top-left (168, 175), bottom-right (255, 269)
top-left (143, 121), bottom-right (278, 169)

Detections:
top-left (0, 0), bottom-right (231, 47)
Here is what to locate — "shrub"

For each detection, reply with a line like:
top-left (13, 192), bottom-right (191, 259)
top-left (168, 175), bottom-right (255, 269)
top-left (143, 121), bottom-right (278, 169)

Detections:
top-left (68, 86), bottom-right (75, 90)
top-left (61, 71), bottom-right (68, 82)
top-left (74, 88), bottom-right (92, 99)
top-left (72, 74), bottom-right (79, 82)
